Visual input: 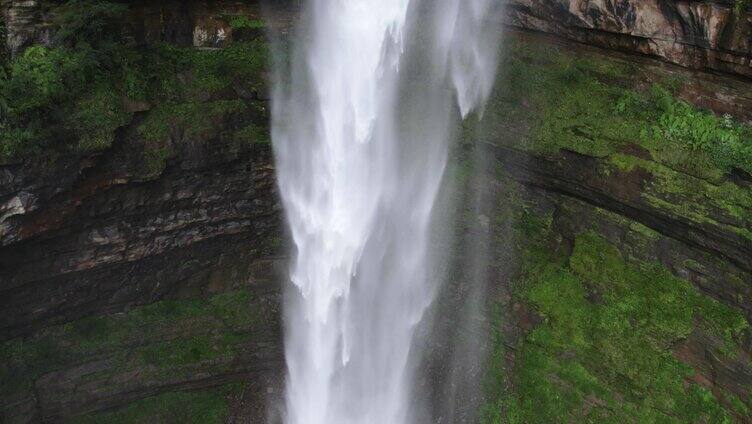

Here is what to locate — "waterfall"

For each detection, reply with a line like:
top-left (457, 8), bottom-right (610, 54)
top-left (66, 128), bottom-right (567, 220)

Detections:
top-left (271, 1), bottom-right (499, 423)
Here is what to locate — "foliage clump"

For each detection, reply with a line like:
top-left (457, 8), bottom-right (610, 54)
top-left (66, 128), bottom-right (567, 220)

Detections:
top-left (228, 16), bottom-right (265, 31)
top-left (53, 0), bottom-right (129, 49)
top-left (617, 85), bottom-right (752, 174)
top-left (138, 100), bottom-right (249, 172)
top-left (0, 1), bottom-right (269, 160)
top-left (0, 1), bottom-right (131, 157)
top-left (735, 0), bottom-right (751, 16)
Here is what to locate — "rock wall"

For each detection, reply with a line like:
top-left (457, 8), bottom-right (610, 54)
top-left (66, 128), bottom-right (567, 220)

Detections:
top-left (1, 0), bottom-right (297, 53)
top-left (0, 2), bottom-right (290, 421)
top-left (489, 144), bottom-right (751, 311)
top-left (1, 0), bottom-right (52, 54)
top-left (0, 120), bottom-right (286, 423)
top-left (468, 29), bottom-right (752, 421)
top-left (484, 166), bottom-right (752, 420)
top-left (0, 126), bottom-right (282, 339)
top-left (4, 0), bottom-right (752, 77)
top-left (1, 1), bottom-right (751, 422)
top-left (503, 0), bottom-right (752, 78)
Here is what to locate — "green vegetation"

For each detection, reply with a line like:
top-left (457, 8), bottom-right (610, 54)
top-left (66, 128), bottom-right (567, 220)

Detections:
top-left (474, 35), bottom-right (752, 424)
top-left (138, 99), bottom-right (249, 172)
top-left (139, 98), bottom-right (247, 142)
top-left (0, 289), bottom-right (263, 407)
top-left (72, 384), bottom-right (243, 424)
top-left (53, 0), bottom-right (128, 48)
top-left (0, 0), bottom-right (130, 156)
top-left (609, 152), bottom-right (752, 242)
top-left (0, 0), bottom-right (269, 160)
top-left (481, 208), bottom-right (749, 423)
top-left (619, 85), bottom-right (752, 175)
top-left (482, 38), bottom-right (752, 178)
top-left (235, 123), bottom-right (271, 145)
top-left (479, 36), bottom-right (752, 247)
top-left (228, 16), bottom-right (266, 31)
top-left (735, 0), bottom-right (750, 16)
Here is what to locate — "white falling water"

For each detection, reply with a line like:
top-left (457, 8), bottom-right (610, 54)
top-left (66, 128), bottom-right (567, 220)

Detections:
top-left (271, 1), bottom-right (499, 423)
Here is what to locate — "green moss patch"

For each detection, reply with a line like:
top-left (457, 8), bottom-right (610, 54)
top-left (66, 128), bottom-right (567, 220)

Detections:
top-left (482, 226), bottom-right (749, 423)
top-left (71, 384), bottom-right (244, 424)
top-left (482, 37), bottom-right (752, 179)
top-left (607, 153), bottom-right (752, 241)
top-left (228, 16), bottom-right (265, 31)
top-left (479, 36), bottom-right (752, 423)
top-left (0, 290), bottom-right (263, 407)
top-left (138, 99), bottom-right (249, 173)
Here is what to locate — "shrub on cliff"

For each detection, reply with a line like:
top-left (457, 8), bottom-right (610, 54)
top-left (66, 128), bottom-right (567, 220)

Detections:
top-left (0, 0), bottom-right (269, 160)
top-left (53, 0), bottom-right (129, 49)
top-left (0, 1), bottom-right (130, 158)
top-left (617, 85), bottom-right (752, 175)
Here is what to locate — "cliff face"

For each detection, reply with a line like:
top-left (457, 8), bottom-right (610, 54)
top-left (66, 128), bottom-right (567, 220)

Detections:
top-left (468, 31), bottom-right (752, 422)
top-left (504, 0), bottom-right (752, 79)
top-left (0, 119), bottom-right (286, 423)
top-left (0, 2), bottom-right (288, 421)
top-left (1, 0), bottom-right (295, 53)
top-left (1, 0), bottom-right (52, 55)
top-left (0, 132), bottom-right (281, 339)
top-left (4, 0), bottom-right (752, 79)
top-left (1, 1), bottom-right (751, 423)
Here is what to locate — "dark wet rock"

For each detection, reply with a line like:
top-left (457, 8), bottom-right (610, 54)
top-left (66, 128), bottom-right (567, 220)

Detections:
top-left (0, 133), bottom-right (282, 340)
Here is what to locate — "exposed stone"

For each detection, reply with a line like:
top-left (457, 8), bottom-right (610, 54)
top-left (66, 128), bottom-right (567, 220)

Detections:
top-left (503, 0), bottom-right (752, 79)
top-left (1, 0), bottom-right (52, 55)
top-left (0, 191), bottom-right (38, 236)
top-left (0, 116), bottom-right (282, 340)
top-left (675, 329), bottom-right (752, 404)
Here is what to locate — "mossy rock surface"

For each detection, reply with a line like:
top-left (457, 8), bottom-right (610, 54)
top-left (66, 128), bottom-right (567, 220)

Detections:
top-left (477, 32), bottom-right (752, 423)
top-left (0, 288), bottom-right (277, 422)
top-left (482, 222), bottom-right (749, 423)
